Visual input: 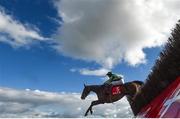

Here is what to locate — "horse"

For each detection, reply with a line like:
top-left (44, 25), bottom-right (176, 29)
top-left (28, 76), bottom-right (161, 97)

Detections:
top-left (81, 81), bottom-right (144, 116)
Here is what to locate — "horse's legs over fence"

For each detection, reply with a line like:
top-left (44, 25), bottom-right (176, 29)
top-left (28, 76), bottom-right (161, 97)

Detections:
top-left (85, 100), bottom-right (104, 116)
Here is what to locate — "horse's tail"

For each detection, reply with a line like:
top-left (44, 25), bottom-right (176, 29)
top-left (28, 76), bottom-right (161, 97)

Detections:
top-left (133, 80), bottom-right (144, 86)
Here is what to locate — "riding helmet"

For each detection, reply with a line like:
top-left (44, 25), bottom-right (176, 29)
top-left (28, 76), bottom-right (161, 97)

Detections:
top-left (106, 72), bottom-right (112, 76)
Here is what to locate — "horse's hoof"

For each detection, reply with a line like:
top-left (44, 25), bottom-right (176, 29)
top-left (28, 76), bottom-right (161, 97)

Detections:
top-left (90, 110), bottom-right (93, 114)
top-left (84, 112), bottom-right (88, 117)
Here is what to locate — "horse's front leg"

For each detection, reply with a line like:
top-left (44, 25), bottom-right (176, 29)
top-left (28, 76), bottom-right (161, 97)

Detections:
top-left (85, 104), bottom-right (91, 116)
top-left (84, 100), bottom-right (104, 116)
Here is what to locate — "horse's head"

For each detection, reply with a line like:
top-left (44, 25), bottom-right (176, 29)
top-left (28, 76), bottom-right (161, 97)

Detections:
top-left (81, 84), bottom-right (90, 100)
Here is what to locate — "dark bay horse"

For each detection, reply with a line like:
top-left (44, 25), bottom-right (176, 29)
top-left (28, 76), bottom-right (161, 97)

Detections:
top-left (81, 81), bottom-right (144, 116)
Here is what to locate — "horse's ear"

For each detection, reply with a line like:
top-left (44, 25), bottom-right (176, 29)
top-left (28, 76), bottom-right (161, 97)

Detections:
top-left (84, 83), bottom-right (86, 87)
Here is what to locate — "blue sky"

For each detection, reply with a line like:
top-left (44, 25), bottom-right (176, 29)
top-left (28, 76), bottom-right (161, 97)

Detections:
top-left (0, 0), bottom-right (175, 93)
top-left (0, 41), bottom-right (161, 92)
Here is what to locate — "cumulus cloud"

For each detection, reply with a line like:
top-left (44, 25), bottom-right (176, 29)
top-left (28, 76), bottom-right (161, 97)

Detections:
top-left (70, 67), bottom-right (110, 76)
top-left (79, 68), bottom-right (109, 76)
top-left (0, 87), bottom-right (133, 118)
top-left (78, 68), bottom-right (125, 78)
top-left (53, 0), bottom-right (180, 69)
top-left (0, 7), bottom-right (46, 47)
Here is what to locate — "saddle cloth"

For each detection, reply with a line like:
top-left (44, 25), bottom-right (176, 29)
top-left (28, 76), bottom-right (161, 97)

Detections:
top-left (111, 85), bottom-right (122, 95)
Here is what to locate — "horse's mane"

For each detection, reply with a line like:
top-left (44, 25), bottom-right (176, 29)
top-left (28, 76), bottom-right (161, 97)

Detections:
top-left (132, 20), bottom-right (180, 115)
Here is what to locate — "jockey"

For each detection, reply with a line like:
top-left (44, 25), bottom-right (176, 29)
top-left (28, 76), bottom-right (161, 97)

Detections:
top-left (104, 72), bottom-right (123, 85)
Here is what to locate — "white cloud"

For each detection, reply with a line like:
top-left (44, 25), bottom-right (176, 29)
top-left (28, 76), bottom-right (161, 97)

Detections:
top-left (53, 0), bottom-right (180, 69)
top-left (0, 7), bottom-right (46, 47)
top-left (70, 67), bottom-right (110, 76)
top-left (79, 68), bottom-right (109, 76)
top-left (0, 87), bottom-right (133, 118)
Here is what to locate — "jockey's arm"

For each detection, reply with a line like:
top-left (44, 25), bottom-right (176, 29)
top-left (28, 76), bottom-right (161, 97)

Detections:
top-left (104, 75), bottom-right (118, 84)
top-left (104, 74), bottom-right (122, 84)
top-left (112, 74), bottom-right (122, 81)
top-left (104, 79), bottom-right (112, 84)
